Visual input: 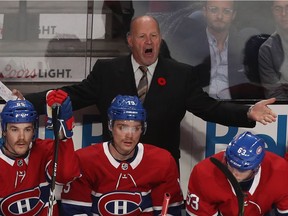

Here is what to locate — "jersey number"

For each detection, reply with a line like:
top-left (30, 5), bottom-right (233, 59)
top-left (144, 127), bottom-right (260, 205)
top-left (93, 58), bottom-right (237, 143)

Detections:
top-left (63, 182), bottom-right (71, 193)
top-left (186, 193), bottom-right (199, 210)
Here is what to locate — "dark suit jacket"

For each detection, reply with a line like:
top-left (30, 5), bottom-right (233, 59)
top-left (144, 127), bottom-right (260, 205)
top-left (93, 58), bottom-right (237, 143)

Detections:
top-left (25, 55), bottom-right (255, 161)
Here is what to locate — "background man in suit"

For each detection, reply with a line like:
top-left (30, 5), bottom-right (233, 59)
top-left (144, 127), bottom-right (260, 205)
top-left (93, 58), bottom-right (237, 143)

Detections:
top-left (167, 0), bottom-right (256, 99)
top-left (14, 15), bottom-right (276, 166)
top-left (259, 0), bottom-right (288, 99)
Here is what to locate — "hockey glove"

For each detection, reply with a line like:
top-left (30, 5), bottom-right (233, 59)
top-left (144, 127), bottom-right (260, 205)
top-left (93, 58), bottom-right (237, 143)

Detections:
top-left (46, 89), bottom-right (75, 139)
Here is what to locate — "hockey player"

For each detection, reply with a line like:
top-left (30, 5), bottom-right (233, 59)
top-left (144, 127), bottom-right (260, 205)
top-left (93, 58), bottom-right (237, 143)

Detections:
top-left (186, 131), bottom-right (288, 215)
top-left (61, 94), bottom-right (184, 215)
top-left (0, 90), bottom-right (80, 216)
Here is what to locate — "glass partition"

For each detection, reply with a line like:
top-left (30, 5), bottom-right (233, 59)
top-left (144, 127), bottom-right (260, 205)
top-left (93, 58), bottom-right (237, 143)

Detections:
top-left (0, 0), bottom-right (130, 95)
top-left (0, 1), bottom-right (287, 101)
top-left (154, 1), bottom-right (275, 100)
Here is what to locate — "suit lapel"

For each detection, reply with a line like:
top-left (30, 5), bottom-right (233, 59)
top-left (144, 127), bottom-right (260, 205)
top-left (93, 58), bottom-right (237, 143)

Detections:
top-left (145, 57), bottom-right (169, 103)
top-left (113, 55), bottom-right (138, 94)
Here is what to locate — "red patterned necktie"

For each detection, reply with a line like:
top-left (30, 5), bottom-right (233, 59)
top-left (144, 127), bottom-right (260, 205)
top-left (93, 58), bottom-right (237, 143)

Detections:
top-left (137, 66), bottom-right (148, 102)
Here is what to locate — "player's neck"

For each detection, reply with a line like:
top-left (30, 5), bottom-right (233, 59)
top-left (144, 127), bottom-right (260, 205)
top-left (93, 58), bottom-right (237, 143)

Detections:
top-left (2, 145), bottom-right (28, 159)
top-left (108, 141), bottom-right (135, 161)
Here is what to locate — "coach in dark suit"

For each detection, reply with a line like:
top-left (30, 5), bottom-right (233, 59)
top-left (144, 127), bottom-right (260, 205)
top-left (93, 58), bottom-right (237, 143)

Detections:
top-left (17, 15), bottom-right (276, 164)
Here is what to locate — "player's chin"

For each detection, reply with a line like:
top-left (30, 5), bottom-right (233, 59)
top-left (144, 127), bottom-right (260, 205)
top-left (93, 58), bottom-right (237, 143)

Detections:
top-left (236, 178), bottom-right (245, 183)
top-left (15, 149), bottom-right (28, 157)
top-left (15, 145), bottom-right (29, 154)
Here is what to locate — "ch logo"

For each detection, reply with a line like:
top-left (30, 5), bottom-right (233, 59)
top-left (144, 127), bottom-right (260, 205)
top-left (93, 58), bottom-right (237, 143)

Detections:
top-left (0, 183), bottom-right (50, 216)
top-left (98, 191), bottom-right (142, 215)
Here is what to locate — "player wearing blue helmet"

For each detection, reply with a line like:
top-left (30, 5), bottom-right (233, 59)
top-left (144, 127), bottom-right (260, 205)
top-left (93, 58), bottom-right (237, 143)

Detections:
top-left (61, 95), bottom-right (183, 216)
top-left (225, 131), bottom-right (265, 182)
top-left (0, 96), bottom-right (80, 216)
top-left (107, 95), bottom-right (147, 157)
top-left (186, 131), bottom-right (288, 216)
top-left (0, 100), bottom-right (38, 158)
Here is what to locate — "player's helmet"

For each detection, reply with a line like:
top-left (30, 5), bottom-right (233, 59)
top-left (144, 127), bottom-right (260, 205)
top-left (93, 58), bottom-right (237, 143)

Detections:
top-left (108, 95), bottom-right (147, 133)
top-left (225, 131), bottom-right (265, 171)
top-left (1, 100), bottom-right (38, 131)
top-left (108, 95), bottom-right (146, 121)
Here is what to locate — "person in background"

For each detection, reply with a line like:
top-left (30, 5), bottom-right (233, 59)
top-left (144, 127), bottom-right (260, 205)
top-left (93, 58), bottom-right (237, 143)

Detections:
top-left (259, 0), bottom-right (288, 99)
top-left (242, 34), bottom-right (270, 99)
top-left (13, 15), bottom-right (277, 167)
top-left (167, 0), bottom-right (254, 99)
top-left (0, 90), bottom-right (80, 215)
top-left (61, 95), bottom-right (183, 215)
top-left (102, 0), bottom-right (134, 40)
top-left (186, 131), bottom-right (288, 215)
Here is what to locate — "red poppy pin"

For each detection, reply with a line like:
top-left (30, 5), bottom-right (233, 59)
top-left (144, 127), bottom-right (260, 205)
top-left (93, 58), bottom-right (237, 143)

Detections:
top-left (157, 77), bottom-right (166, 86)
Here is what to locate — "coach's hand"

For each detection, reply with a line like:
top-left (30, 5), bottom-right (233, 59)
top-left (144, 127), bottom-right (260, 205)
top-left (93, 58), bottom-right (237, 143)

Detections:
top-left (247, 98), bottom-right (277, 125)
top-left (12, 89), bottom-right (25, 100)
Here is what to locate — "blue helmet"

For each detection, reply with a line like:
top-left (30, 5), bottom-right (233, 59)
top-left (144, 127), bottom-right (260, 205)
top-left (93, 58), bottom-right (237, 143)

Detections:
top-left (1, 100), bottom-right (38, 131)
top-left (108, 95), bottom-right (146, 122)
top-left (225, 131), bottom-right (265, 171)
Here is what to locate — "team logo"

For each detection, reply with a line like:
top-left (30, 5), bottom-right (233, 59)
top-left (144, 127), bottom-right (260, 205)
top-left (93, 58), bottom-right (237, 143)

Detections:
top-left (121, 163), bottom-right (128, 170)
top-left (256, 146), bottom-right (263, 155)
top-left (17, 159), bottom-right (23, 167)
top-left (0, 183), bottom-right (50, 216)
top-left (97, 191), bottom-right (143, 215)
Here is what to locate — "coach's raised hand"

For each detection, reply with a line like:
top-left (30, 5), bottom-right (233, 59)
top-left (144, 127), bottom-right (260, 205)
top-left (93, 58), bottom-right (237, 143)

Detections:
top-left (247, 98), bottom-right (277, 125)
top-left (12, 89), bottom-right (24, 100)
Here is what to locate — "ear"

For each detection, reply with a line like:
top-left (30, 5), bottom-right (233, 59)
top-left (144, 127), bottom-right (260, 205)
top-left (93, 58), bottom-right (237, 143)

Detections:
top-left (108, 120), bottom-right (113, 131)
top-left (127, 34), bottom-right (133, 48)
top-left (232, 11), bottom-right (237, 21)
top-left (202, 6), bottom-right (207, 17)
top-left (142, 122), bottom-right (147, 135)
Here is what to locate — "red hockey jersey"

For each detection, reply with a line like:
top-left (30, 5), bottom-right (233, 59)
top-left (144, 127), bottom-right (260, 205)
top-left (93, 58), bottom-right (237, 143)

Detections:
top-left (186, 151), bottom-right (288, 215)
top-left (61, 142), bottom-right (183, 215)
top-left (0, 138), bottom-right (80, 216)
